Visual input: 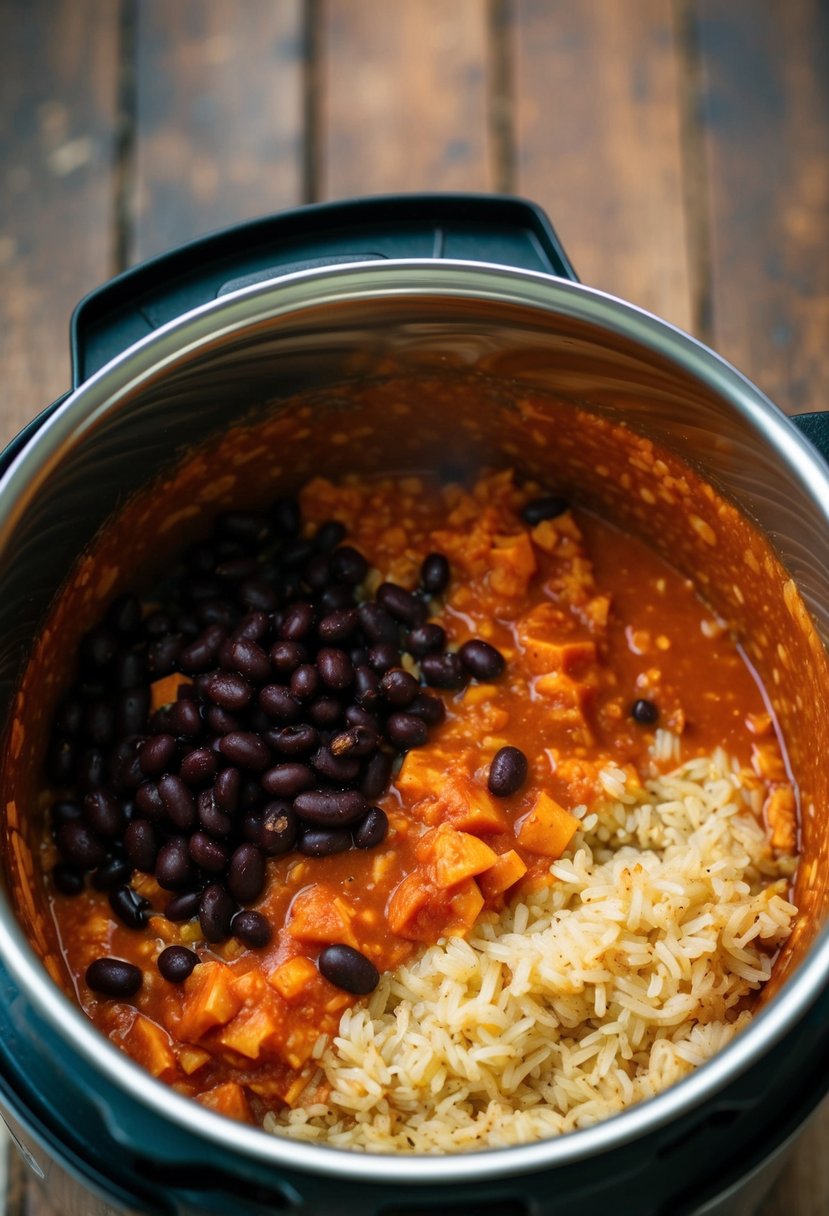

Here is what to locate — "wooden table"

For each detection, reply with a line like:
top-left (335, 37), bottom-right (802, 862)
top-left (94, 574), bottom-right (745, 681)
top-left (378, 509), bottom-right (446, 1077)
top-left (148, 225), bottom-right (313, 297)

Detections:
top-left (1, 1), bottom-right (827, 1212)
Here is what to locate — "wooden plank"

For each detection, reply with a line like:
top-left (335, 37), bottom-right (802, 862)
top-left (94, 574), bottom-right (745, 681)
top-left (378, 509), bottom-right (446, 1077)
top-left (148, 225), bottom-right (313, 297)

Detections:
top-left (318, 0), bottom-right (493, 198)
top-left (693, 0), bottom-right (829, 415)
top-left (0, 0), bottom-right (121, 443)
top-left (131, 0), bottom-right (305, 264)
top-left (513, 0), bottom-right (692, 331)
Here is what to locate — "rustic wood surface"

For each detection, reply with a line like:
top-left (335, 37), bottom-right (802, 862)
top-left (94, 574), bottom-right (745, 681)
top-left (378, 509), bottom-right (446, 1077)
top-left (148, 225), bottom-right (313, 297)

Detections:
top-left (0, 0), bottom-right (828, 1212)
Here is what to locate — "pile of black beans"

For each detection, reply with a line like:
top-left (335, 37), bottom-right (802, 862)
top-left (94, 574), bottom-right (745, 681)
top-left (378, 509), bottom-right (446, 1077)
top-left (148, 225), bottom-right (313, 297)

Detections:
top-left (46, 496), bottom-right (508, 981)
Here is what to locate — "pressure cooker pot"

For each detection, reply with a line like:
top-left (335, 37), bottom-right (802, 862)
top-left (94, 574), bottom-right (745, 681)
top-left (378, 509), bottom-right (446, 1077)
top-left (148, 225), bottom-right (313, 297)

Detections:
top-left (0, 196), bottom-right (828, 1216)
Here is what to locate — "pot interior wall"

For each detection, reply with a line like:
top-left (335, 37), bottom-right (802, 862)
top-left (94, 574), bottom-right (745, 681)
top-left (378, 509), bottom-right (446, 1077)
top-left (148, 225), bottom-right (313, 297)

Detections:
top-left (2, 291), bottom-right (828, 999)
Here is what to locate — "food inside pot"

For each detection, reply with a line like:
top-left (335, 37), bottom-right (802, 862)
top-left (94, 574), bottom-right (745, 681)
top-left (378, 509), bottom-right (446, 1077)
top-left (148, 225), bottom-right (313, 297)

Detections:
top-left (12, 445), bottom-right (799, 1150)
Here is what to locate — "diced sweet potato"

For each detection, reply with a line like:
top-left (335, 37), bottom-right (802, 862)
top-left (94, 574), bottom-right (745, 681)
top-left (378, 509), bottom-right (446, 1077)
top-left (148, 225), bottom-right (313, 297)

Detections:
top-left (429, 774), bottom-right (510, 834)
top-left (765, 785), bottom-right (797, 852)
top-left (125, 1014), bottom-right (177, 1080)
top-left (179, 1047), bottom-right (211, 1075)
top-left (517, 792), bottom-right (580, 858)
top-left (417, 825), bottom-right (498, 889)
top-left (477, 849), bottom-right (528, 901)
top-left (218, 1003), bottom-right (283, 1060)
top-left (269, 955), bottom-right (318, 1002)
top-left (386, 871), bottom-right (432, 937)
top-left (197, 1081), bottom-right (253, 1123)
top-left (288, 884), bottom-right (358, 948)
top-left (489, 532), bottom-right (538, 599)
top-left (445, 878), bottom-right (485, 936)
top-left (176, 961), bottom-right (243, 1042)
top-left (231, 969), bottom-right (267, 1003)
top-left (396, 751), bottom-right (445, 802)
top-left (150, 672), bottom-right (193, 711)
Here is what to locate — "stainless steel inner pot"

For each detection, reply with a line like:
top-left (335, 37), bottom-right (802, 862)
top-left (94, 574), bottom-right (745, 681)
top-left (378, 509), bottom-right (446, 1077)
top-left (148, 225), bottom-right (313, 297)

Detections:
top-left (1, 198), bottom-right (829, 1216)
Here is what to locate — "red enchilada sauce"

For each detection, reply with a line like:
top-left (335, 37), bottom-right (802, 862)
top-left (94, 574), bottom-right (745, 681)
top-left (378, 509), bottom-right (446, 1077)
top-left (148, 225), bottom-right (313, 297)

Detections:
top-left (40, 471), bottom-right (795, 1122)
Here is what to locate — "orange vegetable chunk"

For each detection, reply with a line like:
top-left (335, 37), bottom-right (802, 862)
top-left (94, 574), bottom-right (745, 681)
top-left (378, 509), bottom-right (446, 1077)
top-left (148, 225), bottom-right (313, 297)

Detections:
top-left (387, 871), bottom-right (432, 938)
top-left (517, 792), bottom-right (580, 858)
top-left (288, 884), bottom-right (358, 948)
top-left (269, 956), bottom-right (319, 1002)
top-left (477, 849), bottom-right (528, 900)
top-left (418, 824), bottom-right (498, 889)
top-left (197, 1081), bottom-right (253, 1123)
top-left (149, 672), bottom-right (193, 711)
top-left (176, 961), bottom-right (243, 1042)
top-left (124, 1013), bottom-right (177, 1080)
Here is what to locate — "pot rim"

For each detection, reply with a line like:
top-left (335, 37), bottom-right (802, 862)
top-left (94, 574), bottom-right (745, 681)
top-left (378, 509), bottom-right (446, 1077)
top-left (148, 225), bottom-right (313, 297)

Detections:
top-left (1, 257), bottom-right (828, 1185)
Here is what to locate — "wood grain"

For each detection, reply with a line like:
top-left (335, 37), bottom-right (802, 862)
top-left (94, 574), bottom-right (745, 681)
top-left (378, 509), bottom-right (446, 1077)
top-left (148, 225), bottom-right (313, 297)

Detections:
top-left (317, 0), bottom-right (494, 198)
top-left (692, 0), bottom-right (829, 414)
top-left (0, 0), bottom-right (121, 444)
top-left (512, 0), bottom-right (692, 330)
top-left (130, 0), bottom-right (305, 263)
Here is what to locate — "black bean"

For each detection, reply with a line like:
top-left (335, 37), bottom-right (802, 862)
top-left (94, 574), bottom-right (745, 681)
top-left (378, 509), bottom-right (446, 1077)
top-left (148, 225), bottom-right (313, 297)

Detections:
top-left (240, 775), bottom-right (264, 808)
top-left (420, 652), bottom-right (467, 689)
top-left (155, 837), bottom-right (196, 891)
top-left (217, 510), bottom-right (268, 546)
top-left (179, 624), bottom-right (225, 673)
top-left (405, 622), bottom-right (447, 656)
top-left (329, 725), bottom-right (378, 759)
top-left (135, 780), bottom-right (166, 822)
top-left (308, 696), bottom-right (343, 727)
top-left (360, 751), bottom-right (393, 801)
top-left (109, 884), bottom-right (151, 929)
top-left (294, 788), bottom-right (368, 827)
top-left (214, 766), bottom-right (241, 813)
top-left (83, 790), bottom-right (123, 839)
top-left (53, 863), bottom-right (85, 895)
top-left (520, 495), bottom-right (569, 526)
top-left (50, 799), bottom-right (82, 829)
top-left (357, 602), bottom-right (399, 644)
top-left (318, 944), bottom-right (379, 995)
top-left (262, 762), bottom-right (315, 798)
top-left (148, 635), bottom-right (182, 677)
top-left (259, 685), bottom-right (301, 723)
top-left (290, 663), bottom-right (321, 702)
top-left (80, 626), bottom-right (119, 671)
top-left (280, 601), bottom-right (315, 641)
top-left (227, 843), bottom-right (266, 904)
top-left (186, 577), bottom-right (223, 605)
top-left (55, 699), bottom-right (83, 737)
top-left (458, 639), bottom-right (506, 681)
top-left (158, 774), bottom-right (196, 830)
top-left (92, 856), bottom-right (132, 891)
top-left (179, 747), bottom-right (218, 787)
top-left (272, 495), bottom-right (301, 537)
top-left (298, 827), bottom-right (352, 857)
top-left (407, 692), bottom-right (446, 727)
top-left (318, 607), bottom-right (359, 644)
top-left (231, 909), bottom-right (272, 948)
top-left (350, 646), bottom-right (369, 667)
top-left (84, 701), bottom-right (115, 746)
top-left (78, 747), bottom-right (106, 790)
top-left (216, 556), bottom-right (259, 582)
top-left (259, 802), bottom-right (298, 856)
top-left (377, 582), bottom-right (427, 627)
top-left (330, 545), bottom-right (368, 585)
top-left (139, 733), bottom-right (177, 778)
top-left (345, 704), bottom-right (380, 733)
top-left (311, 746), bottom-right (361, 783)
top-left (631, 698), bottom-right (659, 725)
top-left (420, 552), bottom-right (450, 596)
top-left (108, 739), bottom-right (144, 795)
top-left (124, 818), bottom-right (157, 872)
top-left (116, 688), bottom-right (150, 737)
top-left (315, 519), bottom-right (347, 553)
top-left (189, 831), bottom-right (229, 874)
top-left (86, 957), bottom-right (143, 999)
top-left (231, 610), bottom-right (269, 645)
top-left (170, 697), bottom-right (202, 739)
top-left (220, 731), bottom-right (270, 771)
top-left (46, 738), bottom-right (76, 785)
top-left (239, 579), bottom-right (278, 613)
top-left (317, 647), bottom-right (353, 691)
top-left (114, 650), bottom-right (149, 691)
top-left (385, 712), bottom-right (428, 750)
top-left (268, 723), bottom-right (319, 757)
top-left (198, 789), bottom-right (234, 839)
top-left (108, 593), bottom-right (142, 636)
top-left (158, 945), bottom-right (199, 984)
top-left (487, 746), bottom-right (529, 797)
top-left (269, 640), bottom-right (307, 675)
top-left (354, 807), bottom-right (388, 849)
top-left (164, 890), bottom-right (201, 922)
top-left (57, 821), bottom-right (106, 869)
top-left (199, 599), bottom-right (238, 631)
top-left (379, 667), bottom-right (420, 707)
top-left (145, 610), bottom-right (174, 637)
top-left (368, 642), bottom-right (400, 674)
top-left (229, 638), bottom-right (271, 685)
top-left (354, 664), bottom-right (380, 708)
top-left (282, 538), bottom-right (314, 568)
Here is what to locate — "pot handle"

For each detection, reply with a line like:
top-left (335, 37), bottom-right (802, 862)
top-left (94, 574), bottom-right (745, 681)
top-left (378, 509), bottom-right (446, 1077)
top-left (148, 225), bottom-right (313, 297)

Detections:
top-left (70, 194), bottom-right (577, 386)
top-left (791, 411), bottom-right (829, 463)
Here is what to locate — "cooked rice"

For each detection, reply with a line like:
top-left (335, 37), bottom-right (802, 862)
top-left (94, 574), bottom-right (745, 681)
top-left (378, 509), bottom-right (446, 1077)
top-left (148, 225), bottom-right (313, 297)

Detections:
top-left (265, 752), bottom-right (796, 1152)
